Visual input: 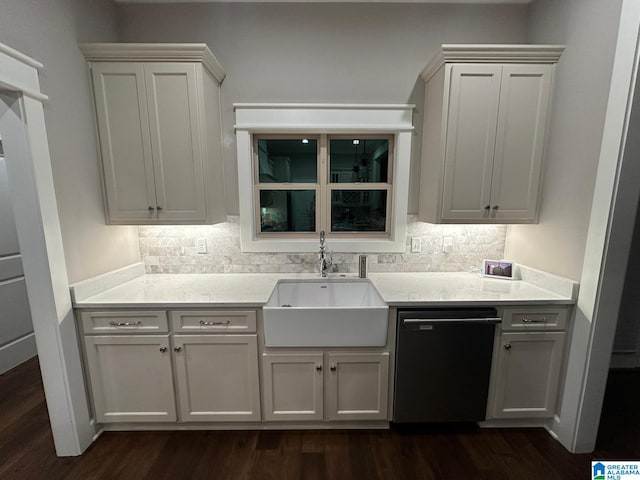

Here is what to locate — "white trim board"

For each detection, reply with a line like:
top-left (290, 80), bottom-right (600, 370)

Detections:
top-left (234, 104), bottom-right (414, 253)
top-left (0, 42), bottom-right (95, 456)
top-left (549, 1), bottom-right (640, 453)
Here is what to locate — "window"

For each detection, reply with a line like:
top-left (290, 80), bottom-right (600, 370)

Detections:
top-left (235, 104), bottom-right (414, 253)
top-left (254, 135), bottom-right (394, 237)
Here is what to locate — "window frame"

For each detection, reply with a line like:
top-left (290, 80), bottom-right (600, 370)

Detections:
top-left (253, 134), bottom-right (322, 238)
top-left (326, 133), bottom-right (394, 239)
top-left (234, 103), bottom-right (414, 253)
top-left (253, 134), bottom-right (395, 239)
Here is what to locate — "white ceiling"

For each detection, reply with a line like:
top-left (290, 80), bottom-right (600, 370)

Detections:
top-left (114, 0), bottom-right (531, 4)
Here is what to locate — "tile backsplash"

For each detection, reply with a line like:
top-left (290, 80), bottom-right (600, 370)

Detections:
top-left (138, 216), bottom-right (506, 274)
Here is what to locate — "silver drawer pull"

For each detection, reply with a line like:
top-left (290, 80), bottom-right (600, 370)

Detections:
top-left (522, 317), bottom-right (548, 323)
top-left (109, 321), bottom-right (142, 327)
top-left (199, 320), bottom-right (231, 326)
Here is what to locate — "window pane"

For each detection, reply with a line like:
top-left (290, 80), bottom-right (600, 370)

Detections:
top-left (329, 139), bottom-right (389, 183)
top-left (259, 190), bottom-right (315, 232)
top-left (331, 190), bottom-right (387, 232)
top-left (257, 139), bottom-right (317, 183)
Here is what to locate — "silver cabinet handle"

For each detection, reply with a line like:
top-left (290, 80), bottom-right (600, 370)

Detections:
top-left (522, 317), bottom-right (548, 323)
top-left (315, 364), bottom-right (322, 372)
top-left (504, 343), bottom-right (512, 350)
top-left (156, 206), bottom-right (163, 211)
top-left (403, 317), bottom-right (501, 324)
top-left (109, 321), bottom-right (142, 327)
top-left (492, 205), bottom-right (499, 210)
top-left (174, 346), bottom-right (182, 352)
top-left (199, 320), bottom-right (231, 326)
top-left (330, 365), bottom-right (337, 373)
top-left (148, 206), bottom-right (155, 211)
top-left (484, 205), bottom-right (491, 210)
top-left (159, 346), bottom-right (168, 353)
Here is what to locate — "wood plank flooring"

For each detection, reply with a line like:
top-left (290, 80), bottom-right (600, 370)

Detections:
top-left (0, 357), bottom-right (635, 480)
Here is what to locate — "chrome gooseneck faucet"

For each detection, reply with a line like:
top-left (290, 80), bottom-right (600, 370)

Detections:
top-left (319, 230), bottom-right (332, 278)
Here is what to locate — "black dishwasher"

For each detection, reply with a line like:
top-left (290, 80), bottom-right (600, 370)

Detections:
top-left (393, 308), bottom-right (500, 423)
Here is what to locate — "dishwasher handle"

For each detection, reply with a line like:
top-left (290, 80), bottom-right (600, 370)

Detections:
top-left (402, 317), bottom-right (501, 325)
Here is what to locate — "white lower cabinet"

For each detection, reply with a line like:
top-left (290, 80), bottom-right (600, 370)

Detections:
top-left (84, 334), bottom-right (177, 423)
top-left (262, 353), bottom-right (324, 421)
top-left (81, 309), bottom-right (261, 425)
top-left (262, 351), bottom-right (389, 422)
top-left (490, 331), bottom-right (565, 418)
top-left (173, 334), bottom-right (261, 422)
top-left (326, 353), bottom-right (389, 421)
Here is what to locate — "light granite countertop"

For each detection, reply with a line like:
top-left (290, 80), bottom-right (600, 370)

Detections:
top-left (71, 263), bottom-right (577, 309)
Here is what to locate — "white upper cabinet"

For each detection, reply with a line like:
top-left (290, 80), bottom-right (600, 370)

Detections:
top-left (81, 44), bottom-right (227, 225)
top-left (419, 45), bottom-right (563, 224)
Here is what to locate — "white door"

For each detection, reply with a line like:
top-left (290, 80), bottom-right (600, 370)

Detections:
top-left (84, 335), bottom-right (176, 423)
top-left (90, 62), bottom-right (157, 222)
top-left (490, 64), bottom-right (552, 221)
top-left (144, 63), bottom-right (207, 222)
top-left (491, 331), bottom-right (565, 418)
top-left (173, 334), bottom-right (261, 422)
top-left (441, 64), bottom-right (502, 221)
top-left (326, 352), bottom-right (389, 421)
top-left (262, 353), bottom-right (324, 421)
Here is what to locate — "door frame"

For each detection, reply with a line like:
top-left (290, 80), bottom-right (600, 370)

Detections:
top-left (552, 0), bottom-right (640, 453)
top-left (0, 43), bottom-right (94, 456)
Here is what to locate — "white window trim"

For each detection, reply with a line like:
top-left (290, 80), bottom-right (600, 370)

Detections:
top-left (235, 103), bottom-right (414, 253)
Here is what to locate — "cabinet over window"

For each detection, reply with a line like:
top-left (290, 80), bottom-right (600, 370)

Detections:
top-left (418, 45), bottom-right (564, 224)
top-left (81, 43), bottom-right (227, 225)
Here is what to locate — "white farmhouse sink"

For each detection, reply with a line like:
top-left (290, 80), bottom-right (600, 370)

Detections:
top-left (263, 279), bottom-right (389, 347)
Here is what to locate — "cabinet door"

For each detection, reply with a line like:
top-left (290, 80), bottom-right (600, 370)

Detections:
top-left (144, 63), bottom-right (207, 222)
top-left (84, 335), bottom-right (176, 423)
top-left (173, 335), bottom-right (260, 422)
top-left (441, 64), bottom-right (502, 221)
top-left (491, 331), bottom-right (565, 418)
top-left (326, 352), bottom-right (389, 421)
top-left (90, 62), bottom-right (158, 222)
top-left (262, 353), bottom-right (324, 421)
top-left (490, 64), bottom-right (552, 221)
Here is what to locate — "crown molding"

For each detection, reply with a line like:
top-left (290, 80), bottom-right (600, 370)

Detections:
top-left (79, 43), bottom-right (226, 84)
top-left (421, 44), bottom-right (565, 82)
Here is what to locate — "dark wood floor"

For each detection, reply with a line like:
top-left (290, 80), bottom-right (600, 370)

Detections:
top-left (0, 358), bottom-right (635, 480)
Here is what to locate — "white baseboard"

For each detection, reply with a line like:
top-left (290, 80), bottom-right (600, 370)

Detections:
top-left (0, 332), bottom-right (37, 374)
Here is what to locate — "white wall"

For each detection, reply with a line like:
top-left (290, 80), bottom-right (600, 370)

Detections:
top-left (503, 0), bottom-right (623, 280)
top-left (116, 2), bottom-right (529, 215)
top-left (0, 0), bottom-right (140, 283)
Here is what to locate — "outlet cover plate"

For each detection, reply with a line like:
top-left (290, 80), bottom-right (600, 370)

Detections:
top-left (196, 237), bottom-right (207, 254)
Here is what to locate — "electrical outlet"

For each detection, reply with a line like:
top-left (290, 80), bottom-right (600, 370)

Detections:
top-left (442, 236), bottom-right (453, 254)
top-left (411, 237), bottom-right (422, 253)
top-left (196, 237), bottom-right (207, 254)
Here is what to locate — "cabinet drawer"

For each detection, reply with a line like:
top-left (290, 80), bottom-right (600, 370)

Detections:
top-left (81, 311), bottom-right (168, 334)
top-left (501, 306), bottom-right (568, 331)
top-left (171, 310), bottom-right (257, 333)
